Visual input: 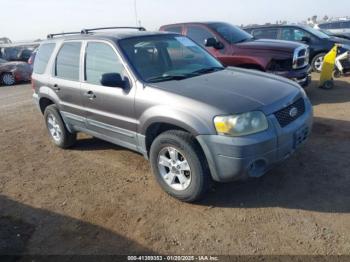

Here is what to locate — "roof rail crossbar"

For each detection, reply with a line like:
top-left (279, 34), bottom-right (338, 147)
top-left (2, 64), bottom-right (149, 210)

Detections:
top-left (81, 26), bottom-right (146, 34)
top-left (47, 32), bottom-right (81, 39)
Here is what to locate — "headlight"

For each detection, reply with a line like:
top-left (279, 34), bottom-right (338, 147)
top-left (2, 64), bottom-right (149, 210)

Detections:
top-left (214, 111), bottom-right (268, 136)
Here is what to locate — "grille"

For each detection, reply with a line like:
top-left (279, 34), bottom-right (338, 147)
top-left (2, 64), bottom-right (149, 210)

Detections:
top-left (269, 59), bottom-right (292, 71)
top-left (293, 47), bottom-right (309, 69)
top-left (274, 98), bottom-right (305, 127)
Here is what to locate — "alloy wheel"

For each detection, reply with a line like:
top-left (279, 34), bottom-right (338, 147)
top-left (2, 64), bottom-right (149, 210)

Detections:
top-left (314, 56), bottom-right (324, 72)
top-left (2, 73), bottom-right (15, 86)
top-left (158, 147), bottom-right (191, 191)
top-left (47, 114), bottom-right (62, 142)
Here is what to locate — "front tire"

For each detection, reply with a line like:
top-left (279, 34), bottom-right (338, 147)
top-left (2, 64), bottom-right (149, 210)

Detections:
top-left (1, 73), bottom-right (15, 86)
top-left (44, 105), bottom-right (76, 148)
top-left (311, 53), bottom-right (326, 73)
top-left (150, 130), bottom-right (211, 202)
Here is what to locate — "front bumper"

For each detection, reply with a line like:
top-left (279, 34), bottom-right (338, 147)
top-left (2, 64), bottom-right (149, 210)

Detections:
top-left (33, 93), bottom-right (40, 111)
top-left (269, 65), bottom-right (312, 87)
top-left (197, 98), bottom-right (313, 182)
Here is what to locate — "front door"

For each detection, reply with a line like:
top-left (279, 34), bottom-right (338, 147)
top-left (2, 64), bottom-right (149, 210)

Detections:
top-left (81, 41), bottom-right (137, 150)
top-left (185, 25), bottom-right (226, 60)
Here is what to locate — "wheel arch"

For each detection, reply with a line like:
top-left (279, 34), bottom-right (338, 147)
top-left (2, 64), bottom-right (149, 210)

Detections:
top-left (144, 121), bottom-right (195, 156)
top-left (39, 96), bottom-right (55, 114)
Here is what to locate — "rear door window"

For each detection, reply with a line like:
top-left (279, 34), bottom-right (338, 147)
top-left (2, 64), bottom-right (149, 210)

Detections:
top-left (281, 28), bottom-right (312, 41)
top-left (55, 42), bottom-right (81, 81)
top-left (186, 26), bottom-right (215, 46)
top-left (33, 43), bottom-right (56, 74)
top-left (252, 28), bottom-right (278, 39)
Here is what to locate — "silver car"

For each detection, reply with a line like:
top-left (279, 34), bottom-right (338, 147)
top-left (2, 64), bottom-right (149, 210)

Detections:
top-left (32, 27), bottom-right (313, 202)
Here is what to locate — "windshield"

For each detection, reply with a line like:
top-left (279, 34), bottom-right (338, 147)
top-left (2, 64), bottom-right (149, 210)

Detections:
top-left (208, 22), bottom-right (253, 44)
top-left (302, 26), bottom-right (330, 39)
top-left (119, 35), bottom-right (224, 83)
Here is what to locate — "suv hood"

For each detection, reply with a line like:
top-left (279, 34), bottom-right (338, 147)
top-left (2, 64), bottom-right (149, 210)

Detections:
top-left (329, 36), bottom-right (350, 47)
top-left (151, 67), bottom-right (302, 115)
top-left (236, 39), bottom-right (304, 53)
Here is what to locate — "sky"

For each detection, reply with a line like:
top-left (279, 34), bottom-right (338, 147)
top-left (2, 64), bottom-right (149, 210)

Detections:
top-left (1, 0), bottom-right (349, 41)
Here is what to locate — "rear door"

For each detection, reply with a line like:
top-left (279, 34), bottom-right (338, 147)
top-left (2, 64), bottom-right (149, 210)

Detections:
top-left (81, 40), bottom-right (137, 150)
top-left (50, 41), bottom-right (85, 129)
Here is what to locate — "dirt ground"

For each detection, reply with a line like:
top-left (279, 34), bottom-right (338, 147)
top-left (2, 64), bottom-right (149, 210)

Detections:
top-left (0, 74), bottom-right (349, 256)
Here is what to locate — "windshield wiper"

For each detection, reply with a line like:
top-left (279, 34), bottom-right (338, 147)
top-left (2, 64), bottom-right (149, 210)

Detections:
top-left (190, 67), bottom-right (224, 76)
top-left (146, 74), bottom-right (189, 83)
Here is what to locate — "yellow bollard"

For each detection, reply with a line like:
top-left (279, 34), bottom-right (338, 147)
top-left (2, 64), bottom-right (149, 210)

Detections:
top-left (319, 45), bottom-right (339, 89)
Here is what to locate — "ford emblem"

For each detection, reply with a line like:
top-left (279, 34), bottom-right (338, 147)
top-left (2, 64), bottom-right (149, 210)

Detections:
top-left (289, 107), bottom-right (298, 118)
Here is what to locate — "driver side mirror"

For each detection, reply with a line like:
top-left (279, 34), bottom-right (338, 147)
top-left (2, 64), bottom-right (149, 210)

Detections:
top-left (301, 36), bottom-right (311, 43)
top-left (204, 37), bottom-right (224, 49)
top-left (100, 73), bottom-right (127, 88)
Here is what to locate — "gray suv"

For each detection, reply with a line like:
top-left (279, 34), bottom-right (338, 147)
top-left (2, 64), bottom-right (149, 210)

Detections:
top-left (32, 27), bottom-right (313, 202)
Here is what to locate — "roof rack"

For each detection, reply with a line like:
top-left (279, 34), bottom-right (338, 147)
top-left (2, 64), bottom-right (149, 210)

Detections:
top-left (81, 26), bottom-right (146, 34)
top-left (47, 32), bottom-right (81, 39)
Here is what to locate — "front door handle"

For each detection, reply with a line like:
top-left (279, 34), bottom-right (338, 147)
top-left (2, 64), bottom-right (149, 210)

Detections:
top-left (84, 91), bottom-right (96, 100)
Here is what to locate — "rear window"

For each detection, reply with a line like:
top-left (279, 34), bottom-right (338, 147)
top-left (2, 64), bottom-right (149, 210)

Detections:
top-left (33, 43), bottom-right (56, 74)
top-left (320, 22), bottom-right (341, 30)
top-left (163, 26), bottom-right (182, 34)
top-left (55, 42), bottom-right (81, 81)
top-left (341, 21), bottom-right (350, 28)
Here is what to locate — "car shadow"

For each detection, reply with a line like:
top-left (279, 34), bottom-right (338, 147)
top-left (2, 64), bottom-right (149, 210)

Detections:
top-left (307, 78), bottom-right (350, 105)
top-left (71, 137), bottom-right (123, 152)
top-left (70, 137), bottom-right (145, 157)
top-left (0, 195), bottom-right (155, 257)
top-left (198, 117), bottom-right (350, 213)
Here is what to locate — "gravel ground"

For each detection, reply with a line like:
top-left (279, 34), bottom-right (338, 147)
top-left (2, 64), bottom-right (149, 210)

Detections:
top-left (0, 74), bottom-right (349, 255)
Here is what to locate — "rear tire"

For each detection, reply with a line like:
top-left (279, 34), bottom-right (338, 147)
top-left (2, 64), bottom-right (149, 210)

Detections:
top-left (150, 130), bottom-right (211, 202)
top-left (311, 53), bottom-right (326, 73)
top-left (44, 105), bottom-right (76, 148)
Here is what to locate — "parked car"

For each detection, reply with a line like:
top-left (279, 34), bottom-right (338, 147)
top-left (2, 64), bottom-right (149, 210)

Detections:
top-left (317, 20), bottom-right (350, 34)
top-left (244, 24), bottom-right (350, 72)
top-left (0, 45), bottom-right (37, 62)
top-left (319, 29), bottom-right (350, 41)
top-left (32, 27), bottom-right (313, 202)
top-left (0, 58), bottom-right (32, 86)
top-left (28, 48), bottom-right (37, 68)
top-left (160, 22), bottom-right (311, 87)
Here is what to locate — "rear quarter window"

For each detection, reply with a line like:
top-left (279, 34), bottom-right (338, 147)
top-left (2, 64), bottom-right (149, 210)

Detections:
top-left (33, 43), bottom-right (56, 74)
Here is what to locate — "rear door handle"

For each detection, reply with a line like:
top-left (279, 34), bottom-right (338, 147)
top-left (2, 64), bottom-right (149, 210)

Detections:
top-left (52, 84), bottom-right (60, 92)
top-left (84, 91), bottom-right (96, 100)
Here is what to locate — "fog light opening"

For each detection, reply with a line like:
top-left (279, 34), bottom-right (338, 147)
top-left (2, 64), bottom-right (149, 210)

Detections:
top-left (248, 159), bottom-right (267, 178)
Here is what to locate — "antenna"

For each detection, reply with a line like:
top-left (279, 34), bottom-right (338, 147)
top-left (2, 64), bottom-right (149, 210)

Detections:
top-left (134, 0), bottom-right (141, 27)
